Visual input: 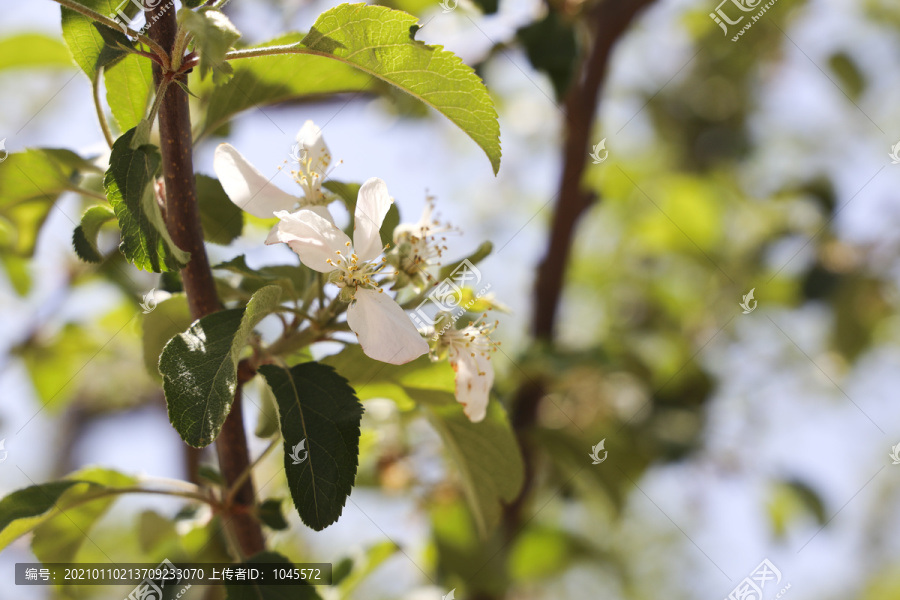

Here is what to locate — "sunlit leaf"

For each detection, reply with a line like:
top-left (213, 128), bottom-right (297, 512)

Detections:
top-left (160, 286), bottom-right (282, 447)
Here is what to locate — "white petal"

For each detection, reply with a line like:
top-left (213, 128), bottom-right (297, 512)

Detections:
top-left (265, 206), bottom-right (335, 245)
top-left (214, 144), bottom-right (298, 218)
top-left (449, 347), bottom-right (493, 423)
top-left (347, 288), bottom-right (429, 365)
top-left (295, 120), bottom-right (331, 174)
top-left (353, 177), bottom-right (392, 262)
top-left (269, 209), bottom-right (351, 273)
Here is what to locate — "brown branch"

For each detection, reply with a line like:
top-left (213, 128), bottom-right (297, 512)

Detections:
top-left (501, 0), bottom-right (657, 555)
top-left (147, 3), bottom-right (265, 557)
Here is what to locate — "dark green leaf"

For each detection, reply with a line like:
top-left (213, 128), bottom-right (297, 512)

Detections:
top-left (0, 481), bottom-right (81, 551)
top-left (258, 362), bottom-right (364, 531)
top-left (104, 127), bottom-right (190, 272)
top-left (196, 174), bottom-right (244, 245)
top-left (225, 551), bottom-right (321, 600)
top-left (161, 286), bottom-right (283, 447)
top-left (213, 255), bottom-right (308, 301)
top-left (517, 11), bottom-right (578, 101)
top-left (258, 499), bottom-right (289, 530)
top-left (301, 4), bottom-right (501, 174)
top-left (198, 465), bottom-right (226, 486)
top-left (72, 204), bottom-right (116, 263)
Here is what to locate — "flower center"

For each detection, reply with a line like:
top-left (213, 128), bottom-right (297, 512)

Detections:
top-left (327, 241), bottom-right (389, 289)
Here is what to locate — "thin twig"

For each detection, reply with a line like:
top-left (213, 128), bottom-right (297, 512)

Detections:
top-left (92, 67), bottom-right (115, 148)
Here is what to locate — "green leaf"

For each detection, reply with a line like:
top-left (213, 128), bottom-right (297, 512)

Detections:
top-left (517, 11), bottom-right (578, 100)
top-left (335, 541), bottom-right (398, 598)
top-left (0, 148), bottom-right (99, 256)
top-left (0, 481), bottom-right (80, 552)
top-left (61, 0), bottom-right (140, 80)
top-left (105, 52), bottom-right (153, 132)
top-left (0, 467), bottom-right (134, 553)
top-left (213, 255), bottom-right (308, 301)
top-left (197, 33), bottom-right (372, 138)
top-left (258, 362), bottom-right (364, 531)
top-left (196, 174), bottom-right (244, 245)
top-left (178, 7), bottom-right (241, 83)
top-left (72, 204), bottom-right (116, 263)
top-left (225, 551), bottom-right (321, 600)
top-left (421, 393), bottom-right (525, 537)
top-left (301, 3), bottom-right (501, 174)
top-left (0, 33), bottom-right (75, 71)
top-left (142, 293), bottom-right (194, 380)
top-left (32, 467), bottom-right (136, 563)
top-left (161, 285), bottom-right (283, 447)
top-left (438, 240), bottom-right (493, 280)
top-left (105, 127), bottom-right (190, 272)
top-left (258, 499), bottom-right (289, 531)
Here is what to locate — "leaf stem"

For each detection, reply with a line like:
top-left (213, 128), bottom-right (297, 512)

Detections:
top-left (224, 439), bottom-right (279, 505)
top-left (92, 67), bottom-right (115, 148)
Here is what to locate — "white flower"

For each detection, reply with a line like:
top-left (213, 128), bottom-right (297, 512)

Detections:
top-left (267, 177), bottom-right (429, 365)
top-left (392, 198), bottom-right (456, 288)
top-left (431, 315), bottom-right (498, 422)
top-left (213, 120), bottom-right (335, 220)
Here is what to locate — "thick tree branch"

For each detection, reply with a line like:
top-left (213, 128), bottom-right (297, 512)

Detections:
top-left (501, 0), bottom-right (656, 551)
top-left (147, 3), bottom-right (265, 557)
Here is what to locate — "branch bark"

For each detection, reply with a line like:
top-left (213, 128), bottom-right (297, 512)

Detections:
top-left (502, 0), bottom-right (656, 549)
top-left (147, 3), bottom-right (265, 557)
